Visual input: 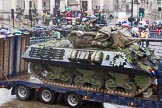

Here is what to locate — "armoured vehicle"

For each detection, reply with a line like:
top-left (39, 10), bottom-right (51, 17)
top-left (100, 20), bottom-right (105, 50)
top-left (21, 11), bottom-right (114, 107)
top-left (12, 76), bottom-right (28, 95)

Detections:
top-left (22, 27), bottom-right (159, 97)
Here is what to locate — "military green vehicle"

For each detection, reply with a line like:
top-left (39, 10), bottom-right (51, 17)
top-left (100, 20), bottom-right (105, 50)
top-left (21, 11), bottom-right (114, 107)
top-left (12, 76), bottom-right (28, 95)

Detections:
top-left (22, 27), bottom-right (159, 97)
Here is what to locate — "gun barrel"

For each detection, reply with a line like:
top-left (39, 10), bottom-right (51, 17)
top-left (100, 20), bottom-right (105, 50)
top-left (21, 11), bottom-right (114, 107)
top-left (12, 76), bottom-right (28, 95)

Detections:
top-left (132, 38), bottom-right (162, 42)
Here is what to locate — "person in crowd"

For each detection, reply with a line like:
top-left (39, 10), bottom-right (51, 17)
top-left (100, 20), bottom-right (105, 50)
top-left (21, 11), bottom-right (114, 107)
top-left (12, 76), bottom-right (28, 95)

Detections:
top-left (66, 10), bottom-right (72, 22)
top-left (145, 26), bottom-right (150, 47)
top-left (157, 59), bottom-right (162, 102)
top-left (146, 20), bottom-right (149, 25)
top-left (133, 32), bottom-right (139, 38)
top-left (109, 14), bottom-right (113, 19)
top-left (101, 15), bottom-right (107, 26)
top-left (97, 12), bottom-right (103, 24)
top-left (139, 30), bottom-right (146, 47)
top-left (89, 22), bottom-right (98, 31)
top-left (56, 9), bottom-right (61, 26)
top-left (79, 9), bottom-right (84, 23)
top-left (155, 28), bottom-right (160, 36)
top-left (0, 25), bottom-right (8, 30)
top-left (74, 10), bottom-right (78, 18)
top-left (76, 18), bottom-right (81, 25)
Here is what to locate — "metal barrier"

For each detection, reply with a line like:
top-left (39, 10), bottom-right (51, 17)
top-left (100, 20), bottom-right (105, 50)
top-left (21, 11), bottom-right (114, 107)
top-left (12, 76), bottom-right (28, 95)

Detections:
top-left (149, 32), bottom-right (162, 39)
top-left (0, 33), bottom-right (30, 80)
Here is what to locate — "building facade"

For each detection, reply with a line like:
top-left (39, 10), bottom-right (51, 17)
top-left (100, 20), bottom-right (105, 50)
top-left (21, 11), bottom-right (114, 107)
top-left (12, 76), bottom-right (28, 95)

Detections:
top-left (0, 0), bottom-right (19, 19)
top-left (0, 0), bottom-right (116, 19)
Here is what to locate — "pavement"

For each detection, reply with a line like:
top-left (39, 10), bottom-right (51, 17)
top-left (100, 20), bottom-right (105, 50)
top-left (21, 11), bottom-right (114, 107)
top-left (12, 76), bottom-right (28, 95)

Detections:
top-left (0, 19), bottom-right (35, 30)
top-left (149, 42), bottom-right (162, 58)
top-left (0, 20), bottom-right (29, 32)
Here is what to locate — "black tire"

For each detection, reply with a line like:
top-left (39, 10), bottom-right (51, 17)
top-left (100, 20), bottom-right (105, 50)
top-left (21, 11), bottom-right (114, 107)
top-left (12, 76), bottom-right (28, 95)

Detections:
top-left (39, 88), bottom-right (57, 104)
top-left (15, 85), bottom-right (31, 101)
top-left (64, 92), bottom-right (83, 108)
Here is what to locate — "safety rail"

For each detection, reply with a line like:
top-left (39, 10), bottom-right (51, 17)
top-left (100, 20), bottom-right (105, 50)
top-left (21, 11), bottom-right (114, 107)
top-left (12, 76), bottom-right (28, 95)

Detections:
top-left (149, 32), bottom-right (162, 39)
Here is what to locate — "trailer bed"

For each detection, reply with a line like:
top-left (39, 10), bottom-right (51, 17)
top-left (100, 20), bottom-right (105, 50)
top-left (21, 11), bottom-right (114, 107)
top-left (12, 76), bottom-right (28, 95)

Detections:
top-left (0, 74), bottom-right (162, 108)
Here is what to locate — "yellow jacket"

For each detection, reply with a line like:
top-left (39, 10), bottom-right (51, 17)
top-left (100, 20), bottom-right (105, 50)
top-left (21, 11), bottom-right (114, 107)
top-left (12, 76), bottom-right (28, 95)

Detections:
top-left (145, 32), bottom-right (149, 39)
top-left (140, 32), bottom-right (146, 38)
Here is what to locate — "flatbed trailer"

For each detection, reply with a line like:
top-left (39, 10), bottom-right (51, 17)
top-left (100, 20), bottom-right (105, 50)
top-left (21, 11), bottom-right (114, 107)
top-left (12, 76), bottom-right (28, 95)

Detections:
top-left (0, 75), bottom-right (162, 108)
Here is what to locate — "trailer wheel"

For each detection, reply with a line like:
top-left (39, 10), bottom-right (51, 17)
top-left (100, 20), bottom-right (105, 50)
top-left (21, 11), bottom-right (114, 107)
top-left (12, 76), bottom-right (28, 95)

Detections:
top-left (15, 85), bottom-right (31, 101)
top-left (39, 88), bottom-right (57, 104)
top-left (64, 92), bottom-right (83, 108)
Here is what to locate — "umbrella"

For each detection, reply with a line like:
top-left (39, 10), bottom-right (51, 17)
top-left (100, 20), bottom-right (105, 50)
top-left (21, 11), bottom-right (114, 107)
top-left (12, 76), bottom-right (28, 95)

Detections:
top-left (66, 17), bottom-right (76, 20)
top-left (131, 27), bottom-right (139, 32)
top-left (36, 28), bottom-right (44, 31)
top-left (152, 21), bottom-right (157, 25)
top-left (0, 35), bottom-right (6, 38)
top-left (122, 23), bottom-right (129, 27)
top-left (139, 21), bottom-right (147, 26)
top-left (65, 25), bottom-right (73, 29)
top-left (116, 20), bottom-right (127, 24)
top-left (0, 29), bottom-right (8, 33)
top-left (65, 7), bottom-right (72, 11)
top-left (82, 17), bottom-right (88, 22)
top-left (5, 31), bottom-right (11, 35)
top-left (87, 15), bottom-right (96, 19)
top-left (0, 29), bottom-right (11, 35)
top-left (116, 20), bottom-right (122, 24)
top-left (156, 20), bottom-right (162, 25)
top-left (35, 24), bottom-right (44, 28)
top-left (13, 31), bottom-right (22, 35)
top-left (53, 31), bottom-right (60, 38)
top-left (138, 25), bottom-right (145, 28)
top-left (131, 27), bottom-right (139, 33)
top-left (122, 20), bottom-right (127, 24)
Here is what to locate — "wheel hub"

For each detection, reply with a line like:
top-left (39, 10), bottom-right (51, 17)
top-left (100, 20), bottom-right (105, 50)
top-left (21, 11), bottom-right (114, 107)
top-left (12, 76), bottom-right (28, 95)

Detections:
top-left (18, 86), bottom-right (27, 98)
top-left (68, 94), bottom-right (78, 106)
top-left (42, 90), bottom-right (52, 102)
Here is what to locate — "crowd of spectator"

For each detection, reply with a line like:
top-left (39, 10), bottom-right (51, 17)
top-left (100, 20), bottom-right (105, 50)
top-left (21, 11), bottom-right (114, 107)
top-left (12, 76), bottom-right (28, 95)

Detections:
top-left (41, 8), bottom-right (107, 27)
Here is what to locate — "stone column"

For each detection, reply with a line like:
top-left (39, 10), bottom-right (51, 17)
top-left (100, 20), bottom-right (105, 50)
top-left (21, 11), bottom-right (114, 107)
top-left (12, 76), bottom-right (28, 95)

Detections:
top-left (24, 0), bottom-right (30, 15)
top-left (65, 0), bottom-right (67, 7)
top-left (88, 0), bottom-right (92, 10)
top-left (75, 0), bottom-right (80, 10)
top-left (11, 0), bottom-right (17, 10)
top-left (0, 0), bottom-right (4, 19)
top-left (99, 0), bottom-right (104, 11)
top-left (37, 0), bottom-right (43, 15)
top-left (60, 0), bottom-right (65, 12)
top-left (50, 0), bottom-right (55, 14)
top-left (88, 0), bottom-right (93, 15)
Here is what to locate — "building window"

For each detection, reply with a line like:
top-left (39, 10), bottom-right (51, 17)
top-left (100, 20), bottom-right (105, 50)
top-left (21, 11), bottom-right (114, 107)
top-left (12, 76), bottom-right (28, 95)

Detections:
top-left (29, 1), bottom-right (32, 8)
top-left (24, 0), bottom-right (25, 9)
top-left (43, 2), bottom-right (46, 7)
top-left (67, 2), bottom-right (69, 7)
top-left (157, 0), bottom-right (162, 4)
top-left (55, 0), bottom-right (60, 9)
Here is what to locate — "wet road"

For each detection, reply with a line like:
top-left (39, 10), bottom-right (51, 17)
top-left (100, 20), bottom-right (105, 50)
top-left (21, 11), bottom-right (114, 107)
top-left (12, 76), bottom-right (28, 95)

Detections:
top-left (1, 99), bottom-right (69, 108)
top-left (0, 89), bottom-right (15, 105)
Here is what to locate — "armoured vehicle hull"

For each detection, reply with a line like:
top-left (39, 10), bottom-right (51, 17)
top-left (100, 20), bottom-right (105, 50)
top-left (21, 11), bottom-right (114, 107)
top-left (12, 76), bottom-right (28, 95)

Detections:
top-left (22, 27), bottom-right (159, 97)
top-left (22, 43), bottom-right (158, 97)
